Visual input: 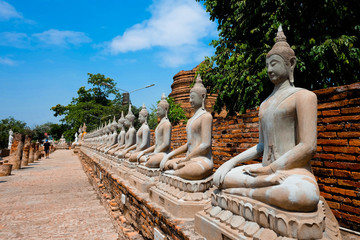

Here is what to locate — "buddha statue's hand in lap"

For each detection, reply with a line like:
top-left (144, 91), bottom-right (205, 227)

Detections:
top-left (213, 26), bottom-right (320, 212)
top-left (160, 75), bottom-right (213, 180)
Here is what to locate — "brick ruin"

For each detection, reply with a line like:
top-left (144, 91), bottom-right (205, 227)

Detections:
top-left (169, 65), bottom-right (217, 118)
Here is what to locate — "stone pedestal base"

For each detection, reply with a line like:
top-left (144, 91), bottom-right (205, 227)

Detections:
top-left (0, 163), bottom-right (12, 176)
top-left (149, 174), bottom-right (213, 219)
top-left (194, 192), bottom-right (342, 240)
top-left (117, 160), bottom-right (137, 179)
top-left (129, 165), bottom-right (160, 193)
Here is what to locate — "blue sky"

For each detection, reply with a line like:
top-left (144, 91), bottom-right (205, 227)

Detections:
top-left (0, 0), bottom-right (218, 127)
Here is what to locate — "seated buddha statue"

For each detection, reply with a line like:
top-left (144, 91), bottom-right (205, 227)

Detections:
top-left (213, 26), bottom-right (319, 212)
top-left (115, 104), bottom-right (136, 158)
top-left (101, 117), bottom-right (118, 152)
top-left (96, 122), bottom-right (111, 151)
top-left (106, 112), bottom-right (126, 154)
top-left (136, 93), bottom-right (172, 167)
top-left (160, 75), bottom-right (213, 180)
top-left (127, 104), bottom-right (151, 161)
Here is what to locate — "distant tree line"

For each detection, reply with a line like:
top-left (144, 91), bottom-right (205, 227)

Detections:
top-left (0, 117), bottom-right (68, 149)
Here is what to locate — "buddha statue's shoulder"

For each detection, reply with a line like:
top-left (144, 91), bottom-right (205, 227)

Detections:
top-left (202, 111), bottom-right (213, 120)
top-left (293, 87), bottom-right (317, 102)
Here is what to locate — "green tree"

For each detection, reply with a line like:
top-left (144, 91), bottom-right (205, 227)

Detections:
top-left (197, 0), bottom-right (360, 115)
top-left (0, 117), bottom-right (29, 149)
top-left (51, 73), bottom-right (143, 140)
top-left (32, 122), bottom-right (69, 142)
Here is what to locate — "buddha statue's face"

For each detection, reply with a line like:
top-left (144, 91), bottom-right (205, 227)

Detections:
top-left (139, 114), bottom-right (146, 124)
top-left (117, 122), bottom-right (123, 129)
top-left (124, 118), bottom-right (131, 127)
top-left (266, 55), bottom-right (289, 85)
top-left (190, 91), bottom-right (203, 109)
top-left (157, 105), bottom-right (166, 118)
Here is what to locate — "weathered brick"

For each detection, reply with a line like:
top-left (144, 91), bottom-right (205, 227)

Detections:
top-left (333, 169), bottom-right (351, 178)
top-left (322, 109), bottom-right (341, 116)
top-left (318, 132), bottom-right (337, 138)
top-left (338, 179), bottom-right (360, 188)
top-left (341, 106), bottom-right (360, 114)
top-left (318, 99), bottom-right (349, 110)
top-left (327, 201), bottom-right (340, 209)
top-left (340, 204), bottom-right (360, 215)
top-left (322, 146), bottom-right (360, 154)
top-left (325, 124), bottom-right (344, 131)
top-left (318, 177), bottom-right (337, 184)
top-left (348, 98), bottom-right (360, 105)
top-left (345, 123), bottom-right (360, 130)
top-left (323, 186), bottom-right (358, 197)
top-left (324, 161), bottom-right (360, 170)
top-left (322, 115), bottom-right (360, 123)
top-left (313, 153), bottom-right (335, 160)
top-left (317, 139), bottom-right (348, 146)
top-left (337, 131), bottom-right (360, 138)
top-left (335, 154), bottom-right (356, 161)
top-left (317, 125), bottom-right (327, 131)
top-left (349, 139), bottom-right (360, 146)
top-left (312, 167), bottom-right (333, 176)
top-left (351, 172), bottom-right (360, 180)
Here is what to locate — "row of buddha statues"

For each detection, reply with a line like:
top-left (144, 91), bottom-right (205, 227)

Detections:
top-left (80, 27), bottom-right (340, 239)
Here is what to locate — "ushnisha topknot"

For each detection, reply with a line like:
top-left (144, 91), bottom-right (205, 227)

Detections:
top-left (139, 103), bottom-right (149, 117)
top-left (266, 25), bottom-right (295, 64)
top-left (125, 104), bottom-right (135, 122)
top-left (118, 111), bottom-right (125, 124)
top-left (158, 93), bottom-right (169, 110)
top-left (190, 74), bottom-right (207, 97)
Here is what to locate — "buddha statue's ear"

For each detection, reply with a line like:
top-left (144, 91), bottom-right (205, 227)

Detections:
top-left (289, 56), bottom-right (297, 84)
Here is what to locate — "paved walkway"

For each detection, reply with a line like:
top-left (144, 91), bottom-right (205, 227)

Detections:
top-left (0, 150), bottom-right (119, 240)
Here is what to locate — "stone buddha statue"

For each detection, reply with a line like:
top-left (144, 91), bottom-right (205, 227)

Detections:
top-left (115, 104), bottom-right (136, 157)
top-left (127, 104), bottom-right (151, 161)
top-left (160, 75), bottom-right (213, 180)
top-left (213, 26), bottom-right (319, 212)
top-left (102, 117), bottom-right (118, 152)
top-left (8, 129), bottom-right (13, 149)
top-left (96, 122), bottom-right (111, 151)
top-left (137, 93), bottom-right (172, 167)
top-left (107, 112), bottom-right (126, 154)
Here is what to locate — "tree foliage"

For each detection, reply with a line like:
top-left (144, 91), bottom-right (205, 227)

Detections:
top-left (51, 73), bottom-right (143, 140)
top-left (0, 117), bottom-right (29, 149)
top-left (197, 0), bottom-right (360, 115)
top-left (32, 122), bottom-right (69, 142)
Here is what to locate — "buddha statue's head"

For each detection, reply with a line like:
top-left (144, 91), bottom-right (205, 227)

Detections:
top-left (266, 25), bottom-right (296, 85)
top-left (139, 104), bottom-right (149, 124)
top-left (190, 74), bottom-right (207, 110)
top-left (117, 111), bottom-right (125, 129)
top-left (157, 93), bottom-right (169, 119)
top-left (125, 104), bottom-right (135, 127)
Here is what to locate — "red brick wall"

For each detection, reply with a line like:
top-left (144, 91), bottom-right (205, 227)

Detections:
top-left (313, 83), bottom-right (360, 231)
top-left (163, 82), bottom-right (360, 231)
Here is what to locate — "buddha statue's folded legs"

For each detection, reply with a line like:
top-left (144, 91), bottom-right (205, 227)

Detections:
top-left (222, 164), bottom-right (320, 212)
top-left (164, 156), bottom-right (213, 181)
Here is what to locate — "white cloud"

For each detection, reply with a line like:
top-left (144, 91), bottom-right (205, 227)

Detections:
top-left (107, 0), bottom-right (217, 67)
top-left (0, 56), bottom-right (18, 66)
top-left (158, 44), bottom-right (213, 67)
top-left (0, 32), bottom-right (31, 48)
top-left (0, 1), bottom-right (22, 21)
top-left (32, 29), bottom-right (92, 47)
